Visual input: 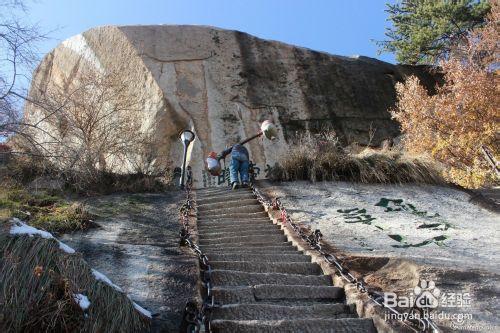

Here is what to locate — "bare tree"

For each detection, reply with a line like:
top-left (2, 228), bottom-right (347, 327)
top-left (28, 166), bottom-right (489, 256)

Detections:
top-left (0, 0), bottom-right (47, 139)
top-left (20, 67), bottom-right (150, 188)
top-left (0, 2), bottom-right (168, 190)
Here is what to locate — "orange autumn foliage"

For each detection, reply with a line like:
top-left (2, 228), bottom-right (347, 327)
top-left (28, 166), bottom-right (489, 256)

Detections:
top-left (392, 2), bottom-right (499, 188)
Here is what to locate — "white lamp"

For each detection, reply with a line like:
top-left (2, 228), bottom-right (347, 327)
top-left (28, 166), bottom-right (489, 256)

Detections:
top-left (179, 129), bottom-right (196, 188)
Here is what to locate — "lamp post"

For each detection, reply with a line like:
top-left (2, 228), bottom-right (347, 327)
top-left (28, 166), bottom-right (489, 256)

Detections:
top-left (179, 129), bottom-right (195, 189)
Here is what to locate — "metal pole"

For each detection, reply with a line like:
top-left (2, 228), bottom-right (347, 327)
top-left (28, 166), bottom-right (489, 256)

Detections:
top-left (179, 141), bottom-right (188, 189)
top-left (239, 132), bottom-right (263, 146)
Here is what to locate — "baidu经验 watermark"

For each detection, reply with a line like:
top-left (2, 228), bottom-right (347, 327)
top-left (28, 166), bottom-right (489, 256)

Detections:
top-left (381, 279), bottom-right (493, 330)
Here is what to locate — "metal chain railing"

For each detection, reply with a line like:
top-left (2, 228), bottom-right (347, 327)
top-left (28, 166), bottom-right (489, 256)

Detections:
top-left (179, 172), bottom-right (214, 333)
top-left (251, 184), bottom-right (440, 333)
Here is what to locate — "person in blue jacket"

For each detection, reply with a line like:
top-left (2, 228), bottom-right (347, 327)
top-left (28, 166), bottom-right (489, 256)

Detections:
top-left (218, 144), bottom-right (250, 190)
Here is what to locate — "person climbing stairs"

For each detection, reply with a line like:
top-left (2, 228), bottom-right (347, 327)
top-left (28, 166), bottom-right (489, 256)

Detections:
top-left (195, 186), bottom-right (377, 332)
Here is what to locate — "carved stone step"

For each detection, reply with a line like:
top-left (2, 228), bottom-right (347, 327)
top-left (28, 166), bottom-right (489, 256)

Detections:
top-left (198, 211), bottom-right (269, 220)
top-left (198, 223), bottom-right (282, 233)
top-left (198, 234), bottom-right (287, 245)
top-left (196, 187), bottom-right (252, 197)
top-left (212, 303), bottom-right (355, 321)
top-left (199, 230), bottom-right (284, 239)
top-left (200, 243), bottom-right (295, 252)
top-left (210, 318), bottom-right (377, 333)
top-left (197, 218), bottom-right (272, 226)
top-left (207, 253), bottom-right (311, 263)
top-left (211, 284), bottom-right (345, 304)
top-left (209, 261), bottom-right (322, 275)
top-left (199, 204), bottom-right (265, 216)
top-left (211, 270), bottom-right (331, 287)
top-left (197, 193), bottom-right (255, 205)
top-left (197, 198), bottom-right (259, 210)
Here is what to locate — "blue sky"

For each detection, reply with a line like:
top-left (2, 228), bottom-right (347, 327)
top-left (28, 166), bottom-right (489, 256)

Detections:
top-left (27, 0), bottom-right (397, 63)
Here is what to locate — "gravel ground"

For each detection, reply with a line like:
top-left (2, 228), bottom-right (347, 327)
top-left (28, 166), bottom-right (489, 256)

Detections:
top-left (259, 181), bottom-right (500, 332)
top-left (60, 191), bottom-right (199, 332)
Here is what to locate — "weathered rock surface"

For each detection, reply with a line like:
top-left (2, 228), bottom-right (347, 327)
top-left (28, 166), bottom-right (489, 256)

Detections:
top-left (260, 181), bottom-right (500, 331)
top-left (59, 192), bottom-right (199, 332)
top-left (25, 25), bottom-right (438, 185)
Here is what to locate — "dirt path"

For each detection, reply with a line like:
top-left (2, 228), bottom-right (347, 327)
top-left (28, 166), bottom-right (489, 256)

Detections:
top-left (60, 191), bottom-right (199, 332)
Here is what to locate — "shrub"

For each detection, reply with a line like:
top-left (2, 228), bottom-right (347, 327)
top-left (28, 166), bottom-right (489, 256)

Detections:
top-left (3, 155), bottom-right (173, 196)
top-left (391, 4), bottom-right (499, 188)
top-left (63, 171), bottom-right (172, 195)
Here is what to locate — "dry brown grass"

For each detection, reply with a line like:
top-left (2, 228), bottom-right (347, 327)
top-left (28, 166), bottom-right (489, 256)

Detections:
top-left (269, 132), bottom-right (443, 184)
top-left (0, 229), bottom-right (150, 332)
top-left (4, 155), bottom-right (172, 195)
top-left (72, 171), bottom-right (171, 195)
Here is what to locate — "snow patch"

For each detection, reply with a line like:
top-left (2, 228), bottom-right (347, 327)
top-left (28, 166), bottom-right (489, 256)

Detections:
top-left (126, 294), bottom-right (152, 318)
top-left (91, 269), bottom-right (151, 318)
top-left (132, 301), bottom-right (152, 318)
top-left (91, 269), bottom-right (123, 292)
top-left (9, 218), bottom-right (75, 254)
top-left (73, 293), bottom-right (91, 310)
top-left (57, 241), bottom-right (76, 254)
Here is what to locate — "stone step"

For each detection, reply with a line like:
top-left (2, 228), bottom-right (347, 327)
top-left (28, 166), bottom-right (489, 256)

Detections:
top-left (204, 249), bottom-right (299, 256)
top-left (197, 222), bottom-right (273, 230)
top-left (211, 318), bottom-right (377, 333)
top-left (197, 218), bottom-right (272, 225)
top-left (199, 204), bottom-right (265, 216)
top-left (209, 261), bottom-right (322, 275)
top-left (212, 303), bottom-right (355, 321)
top-left (207, 253), bottom-right (311, 263)
top-left (211, 270), bottom-right (331, 287)
top-left (199, 218), bottom-right (267, 227)
top-left (198, 223), bottom-right (282, 236)
top-left (196, 187), bottom-right (251, 195)
top-left (197, 198), bottom-right (260, 210)
top-left (197, 226), bottom-right (281, 235)
top-left (201, 241), bottom-right (293, 249)
top-left (199, 203), bottom-right (263, 212)
top-left (198, 214), bottom-right (271, 220)
top-left (198, 215), bottom-right (270, 221)
top-left (197, 226), bottom-right (274, 233)
top-left (197, 193), bottom-right (256, 205)
top-left (200, 242), bottom-right (294, 250)
top-left (198, 217), bottom-right (272, 222)
top-left (198, 211), bottom-right (269, 220)
top-left (199, 234), bottom-right (287, 245)
top-left (199, 230), bottom-right (284, 239)
top-left (202, 241), bottom-right (289, 249)
top-left (196, 187), bottom-right (241, 195)
top-left (198, 217), bottom-right (277, 227)
top-left (212, 285), bottom-right (344, 304)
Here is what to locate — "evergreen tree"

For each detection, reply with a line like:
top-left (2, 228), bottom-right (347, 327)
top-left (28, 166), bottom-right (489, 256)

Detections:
top-left (378, 0), bottom-right (491, 64)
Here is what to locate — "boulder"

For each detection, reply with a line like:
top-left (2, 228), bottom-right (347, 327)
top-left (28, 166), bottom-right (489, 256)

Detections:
top-left (24, 25), bottom-right (439, 186)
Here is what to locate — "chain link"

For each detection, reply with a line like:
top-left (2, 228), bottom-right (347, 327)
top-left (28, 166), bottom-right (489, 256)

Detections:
top-left (180, 173), bottom-right (214, 333)
top-left (251, 184), bottom-right (440, 333)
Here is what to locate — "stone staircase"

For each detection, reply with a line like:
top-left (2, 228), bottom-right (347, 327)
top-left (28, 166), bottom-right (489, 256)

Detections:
top-left (195, 187), bottom-right (377, 333)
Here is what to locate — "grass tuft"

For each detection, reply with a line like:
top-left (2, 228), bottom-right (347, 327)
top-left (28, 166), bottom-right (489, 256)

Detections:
top-left (0, 187), bottom-right (94, 233)
top-left (0, 228), bottom-right (150, 332)
top-left (269, 132), bottom-right (443, 184)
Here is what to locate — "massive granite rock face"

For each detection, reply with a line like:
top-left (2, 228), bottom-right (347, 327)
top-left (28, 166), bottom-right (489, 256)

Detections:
top-left (25, 25), bottom-right (438, 186)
